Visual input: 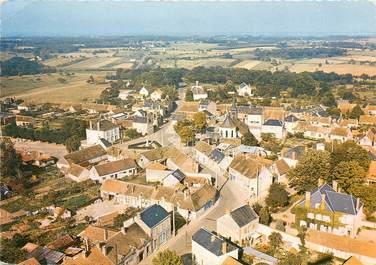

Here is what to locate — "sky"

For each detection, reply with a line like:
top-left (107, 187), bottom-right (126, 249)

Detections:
top-left (1, 0), bottom-right (376, 37)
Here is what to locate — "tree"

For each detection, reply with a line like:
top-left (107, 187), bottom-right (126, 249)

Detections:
top-left (124, 128), bottom-right (141, 140)
top-left (185, 88), bottom-right (194, 101)
top-left (288, 150), bottom-right (331, 193)
top-left (265, 182), bottom-right (289, 210)
top-left (259, 207), bottom-right (271, 225)
top-left (0, 233), bottom-right (28, 263)
top-left (0, 139), bottom-right (22, 176)
top-left (192, 112), bottom-right (207, 133)
top-left (153, 250), bottom-right (183, 265)
top-left (349, 105), bottom-right (364, 119)
top-left (277, 252), bottom-right (303, 265)
top-left (333, 161), bottom-right (366, 193)
top-left (65, 135), bottom-right (81, 153)
top-left (268, 232), bottom-right (283, 255)
top-left (177, 126), bottom-right (195, 145)
top-left (352, 185), bottom-right (376, 213)
top-left (275, 220), bottom-right (285, 232)
top-left (330, 141), bottom-right (370, 172)
top-left (252, 202), bottom-right (262, 215)
top-left (241, 131), bottom-right (258, 146)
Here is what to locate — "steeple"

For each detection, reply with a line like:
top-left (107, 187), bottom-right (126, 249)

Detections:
top-left (230, 96), bottom-right (237, 119)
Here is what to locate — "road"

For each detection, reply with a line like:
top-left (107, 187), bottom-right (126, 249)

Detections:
top-left (116, 100), bottom-right (246, 264)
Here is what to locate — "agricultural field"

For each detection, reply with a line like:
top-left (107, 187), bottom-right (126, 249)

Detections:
top-left (160, 58), bottom-right (236, 69)
top-left (233, 60), bottom-right (263, 70)
top-left (0, 73), bottom-right (107, 103)
top-left (62, 57), bottom-right (122, 70)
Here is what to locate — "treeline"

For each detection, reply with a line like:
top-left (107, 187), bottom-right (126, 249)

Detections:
top-left (0, 57), bottom-right (56, 77)
top-left (323, 41), bottom-right (376, 50)
top-left (2, 118), bottom-right (86, 144)
top-left (254, 47), bottom-right (346, 59)
top-left (113, 66), bottom-right (356, 98)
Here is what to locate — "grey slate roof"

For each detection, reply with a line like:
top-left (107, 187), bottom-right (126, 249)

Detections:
top-left (171, 169), bottom-right (186, 182)
top-left (298, 184), bottom-right (362, 215)
top-left (221, 114), bottom-right (237, 128)
top-left (209, 149), bottom-right (225, 163)
top-left (284, 114), bottom-right (299, 122)
top-left (192, 228), bottom-right (238, 256)
top-left (133, 116), bottom-right (148, 124)
top-left (263, 119), bottom-right (283, 126)
top-left (140, 204), bottom-right (169, 228)
top-left (230, 204), bottom-right (259, 227)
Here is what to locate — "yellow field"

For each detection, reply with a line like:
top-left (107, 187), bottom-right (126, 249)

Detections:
top-left (19, 81), bottom-right (107, 104)
top-left (110, 62), bottom-right (134, 69)
top-left (43, 57), bottom-right (79, 67)
top-left (63, 57), bottom-right (121, 70)
top-left (160, 58), bottom-right (235, 69)
top-left (233, 60), bottom-right (263, 69)
top-left (1, 73), bottom-right (107, 103)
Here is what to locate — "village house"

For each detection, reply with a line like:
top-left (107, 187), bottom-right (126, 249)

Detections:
top-left (339, 118), bottom-right (359, 128)
top-left (271, 159), bottom-right (291, 183)
top-left (228, 154), bottom-right (274, 199)
top-left (192, 228), bottom-right (240, 265)
top-left (330, 127), bottom-right (353, 143)
top-left (64, 145), bottom-right (108, 167)
top-left (132, 116), bottom-right (154, 136)
top-left (367, 161), bottom-right (376, 185)
top-left (280, 146), bottom-right (305, 167)
top-left (67, 163), bottom-right (90, 182)
top-left (363, 105), bottom-right (376, 115)
top-left (90, 158), bottom-right (138, 183)
top-left (70, 223), bottom-right (151, 265)
top-left (100, 179), bottom-right (218, 220)
top-left (85, 120), bottom-right (120, 147)
top-left (139, 87), bottom-right (150, 98)
top-left (219, 113), bottom-right (249, 139)
top-left (162, 169), bottom-right (186, 187)
top-left (18, 150), bottom-right (55, 168)
top-left (237, 83), bottom-right (254, 97)
top-left (261, 119), bottom-right (284, 139)
top-left (198, 99), bottom-right (217, 116)
top-left (118, 89), bottom-right (135, 100)
top-left (359, 129), bottom-right (376, 147)
top-left (145, 162), bottom-right (172, 182)
top-left (16, 115), bottom-right (35, 127)
top-left (284, 114), bottom-right (300, 133)
top-left (134, 204), bottom-right (171, 251)
top-left (191, 81), bottom-right (208, 101)
top-left (217, 204), bottom-right (259, 244)
top-left (295, 183), bottom-right (363, 238)
top-left (150, 89), bottom-right (164, 101)
top-left (359, 115), bottom-right (376, 126)
top-left (303, 125), bottom-right (330, 141)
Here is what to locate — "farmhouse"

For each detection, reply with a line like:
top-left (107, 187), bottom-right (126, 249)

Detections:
top-left (90, 158), bottom-right (138, 183)
top-left (85, 120), bottom-right (120, 147)
top-left (192, 228), bottom-right (240, 265)
top-left (64, 145), bottom-right (107, 166)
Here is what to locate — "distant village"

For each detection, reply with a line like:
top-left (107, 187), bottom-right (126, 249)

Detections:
top-left (1, 79), bottom-right (376, 265)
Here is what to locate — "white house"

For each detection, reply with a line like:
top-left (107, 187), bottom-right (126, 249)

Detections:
top-left (284, 114), bottom-right (300, 134)
top-left (217, 204), bottom-right (259, 244)
top-left (329, 127), bottom-right (353, 143)
top-left (145, 162), bottom-right (172, 183)
top-left (237, 83), bottom-right (253, 97)
top-left (228, 155), bottom-right (273, 199)
top-left (118, 89), bottom-right (135, 100)
top-left (139, 87), bottom-right (150, 98)
top-left (85, 120), bottom-right (120, 146)
top-left (191, 81), bottom-right (208, 101)
top-left (219, 113), bottom-right (249, 139)
top-left (133, 116), bottom-right (154, 135)
top-left (150, 89), bottom-right (163, 101)
top-left (67, 163), bottom-right (90, 182)
top-left (162, 169), bottom-right (186, 187)
top-left (192, 228), bottom-right (240, 265)
top-left (359, 130), bottom-right (375, 147)
top-left (90, 158), bottom-right (138, 183)
top-left (261, 119), bottom-right (284, 139)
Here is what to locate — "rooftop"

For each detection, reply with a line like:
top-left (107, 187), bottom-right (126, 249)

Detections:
top-left (229, 204), bottom-right (258, 228)
top-left (94, 159), bottom-right (137, 176)
top-left (140, 204), bottom-right (169, 228)
top-left (192, 228), bottom-right (238, 256)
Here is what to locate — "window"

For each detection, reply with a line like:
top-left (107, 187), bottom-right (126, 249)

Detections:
top-left (307, 212), bottom-right (314, 219)
top-left (323, 215), bottom-right (331, 222)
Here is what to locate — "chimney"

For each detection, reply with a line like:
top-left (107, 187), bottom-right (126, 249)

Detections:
top-left (101, 244), bottom-right (109, 256)
top-left (196, 81), bottom-right (199, 87)
top-left (104, 228), bottom-right (108, 241)
top-left (305, 191), bottom-right (311, 208)
top-left (320, 194), bottom-right (326, 210)
top-left (210, 235), bottom-right (216, 242)
top-left (84, 238), bottom-right (90, 252)
top-left (89, 120), bottom-right (93, 130)
top-left (97, 120), bottom-right (100, 130)
top-left (332, 180), bottom-right (338, 192)
top-left (121, 226), bottom-right (127, 235)
top-left (221, 241), bottom-right (227, 254)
